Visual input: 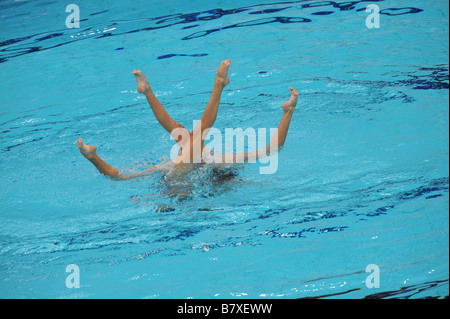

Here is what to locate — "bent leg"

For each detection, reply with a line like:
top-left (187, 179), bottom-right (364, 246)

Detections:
top-left (77, 138), bottom-right (119, 177)
top-left (77, 138), bottom-right (161, 180)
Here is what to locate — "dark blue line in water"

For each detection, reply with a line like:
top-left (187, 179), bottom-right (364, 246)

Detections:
top-left (300, 279), bottom-right (448, 299)
top-left (182, 24), bottom-right (199, 29)
top-left (267, 226), bottom-right (348, 238)
top-left (426, 194), bottom-right (443, 199)
top-left (0, 36), bottom-right (32, 47)
top-left (396, 177), bottom-right (449, 201)
top-left (380, 7), bottom-right (424, 15)
top-left (355, 6), bottom-right (424, 15)
top-left (2, 137), bottom-right (43, 152)
top-left (157, 53), bottom-right (208, 60)
top-left (311, 11), bottom-right (334, 15)
top-left (0, 0), bottom-right (424, 64)
top-left (181, 16), bottom-right (312, 40)
top-left (279, 177), bottom-right (449, 227)
top-left (363, 279), bottom-right (449, 299)
top-left (248, 6), bottom-right (293, 14)
top-left (35, 32), bottom-right (64, 41)
top-left (89, 10), bottom-right (110, 16)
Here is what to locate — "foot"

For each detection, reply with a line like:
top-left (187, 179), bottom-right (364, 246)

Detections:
top-left (132, 70), bottom-right (151, 94)
top-left (76, 138), bottom-right (97, 159)
top-left (282, 87), bottom-right (298, 113)
top-left (216, 59), bottom-right (231, 88)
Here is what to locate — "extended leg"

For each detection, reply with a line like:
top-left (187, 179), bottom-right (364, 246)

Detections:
top-left (222, 87), bottom-right (298, 163)
top-left (194, 59), bottom-right (231, 141)
top-left (132, 70), bottom-right (188, 144)
top-left (269, 87), bottom-right (298, 148)
top-left (77, 138), bottom-right (119, 177)
top-left (177, 60), bottom-right (230, 164)
top-left (76, 138), bottom-right (158, 180)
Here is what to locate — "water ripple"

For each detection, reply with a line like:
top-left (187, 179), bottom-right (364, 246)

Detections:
top-left (0, 0), bottom-right (424, 63)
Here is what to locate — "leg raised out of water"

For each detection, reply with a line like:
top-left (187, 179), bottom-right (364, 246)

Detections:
top-left (77, 138), bottom-right (120, 178)
top-left (132, 69), bottom-right (188, 145)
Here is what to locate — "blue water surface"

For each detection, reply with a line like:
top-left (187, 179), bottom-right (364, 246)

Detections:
top-left (0, 0), bottom-right (448, 298)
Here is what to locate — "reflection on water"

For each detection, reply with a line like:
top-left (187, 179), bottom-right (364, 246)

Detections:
top-left (0, 0), bottom-right (424, 63)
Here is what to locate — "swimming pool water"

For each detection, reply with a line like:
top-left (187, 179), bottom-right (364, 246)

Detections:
top-left (0, 0), bottom-right (448, 298)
